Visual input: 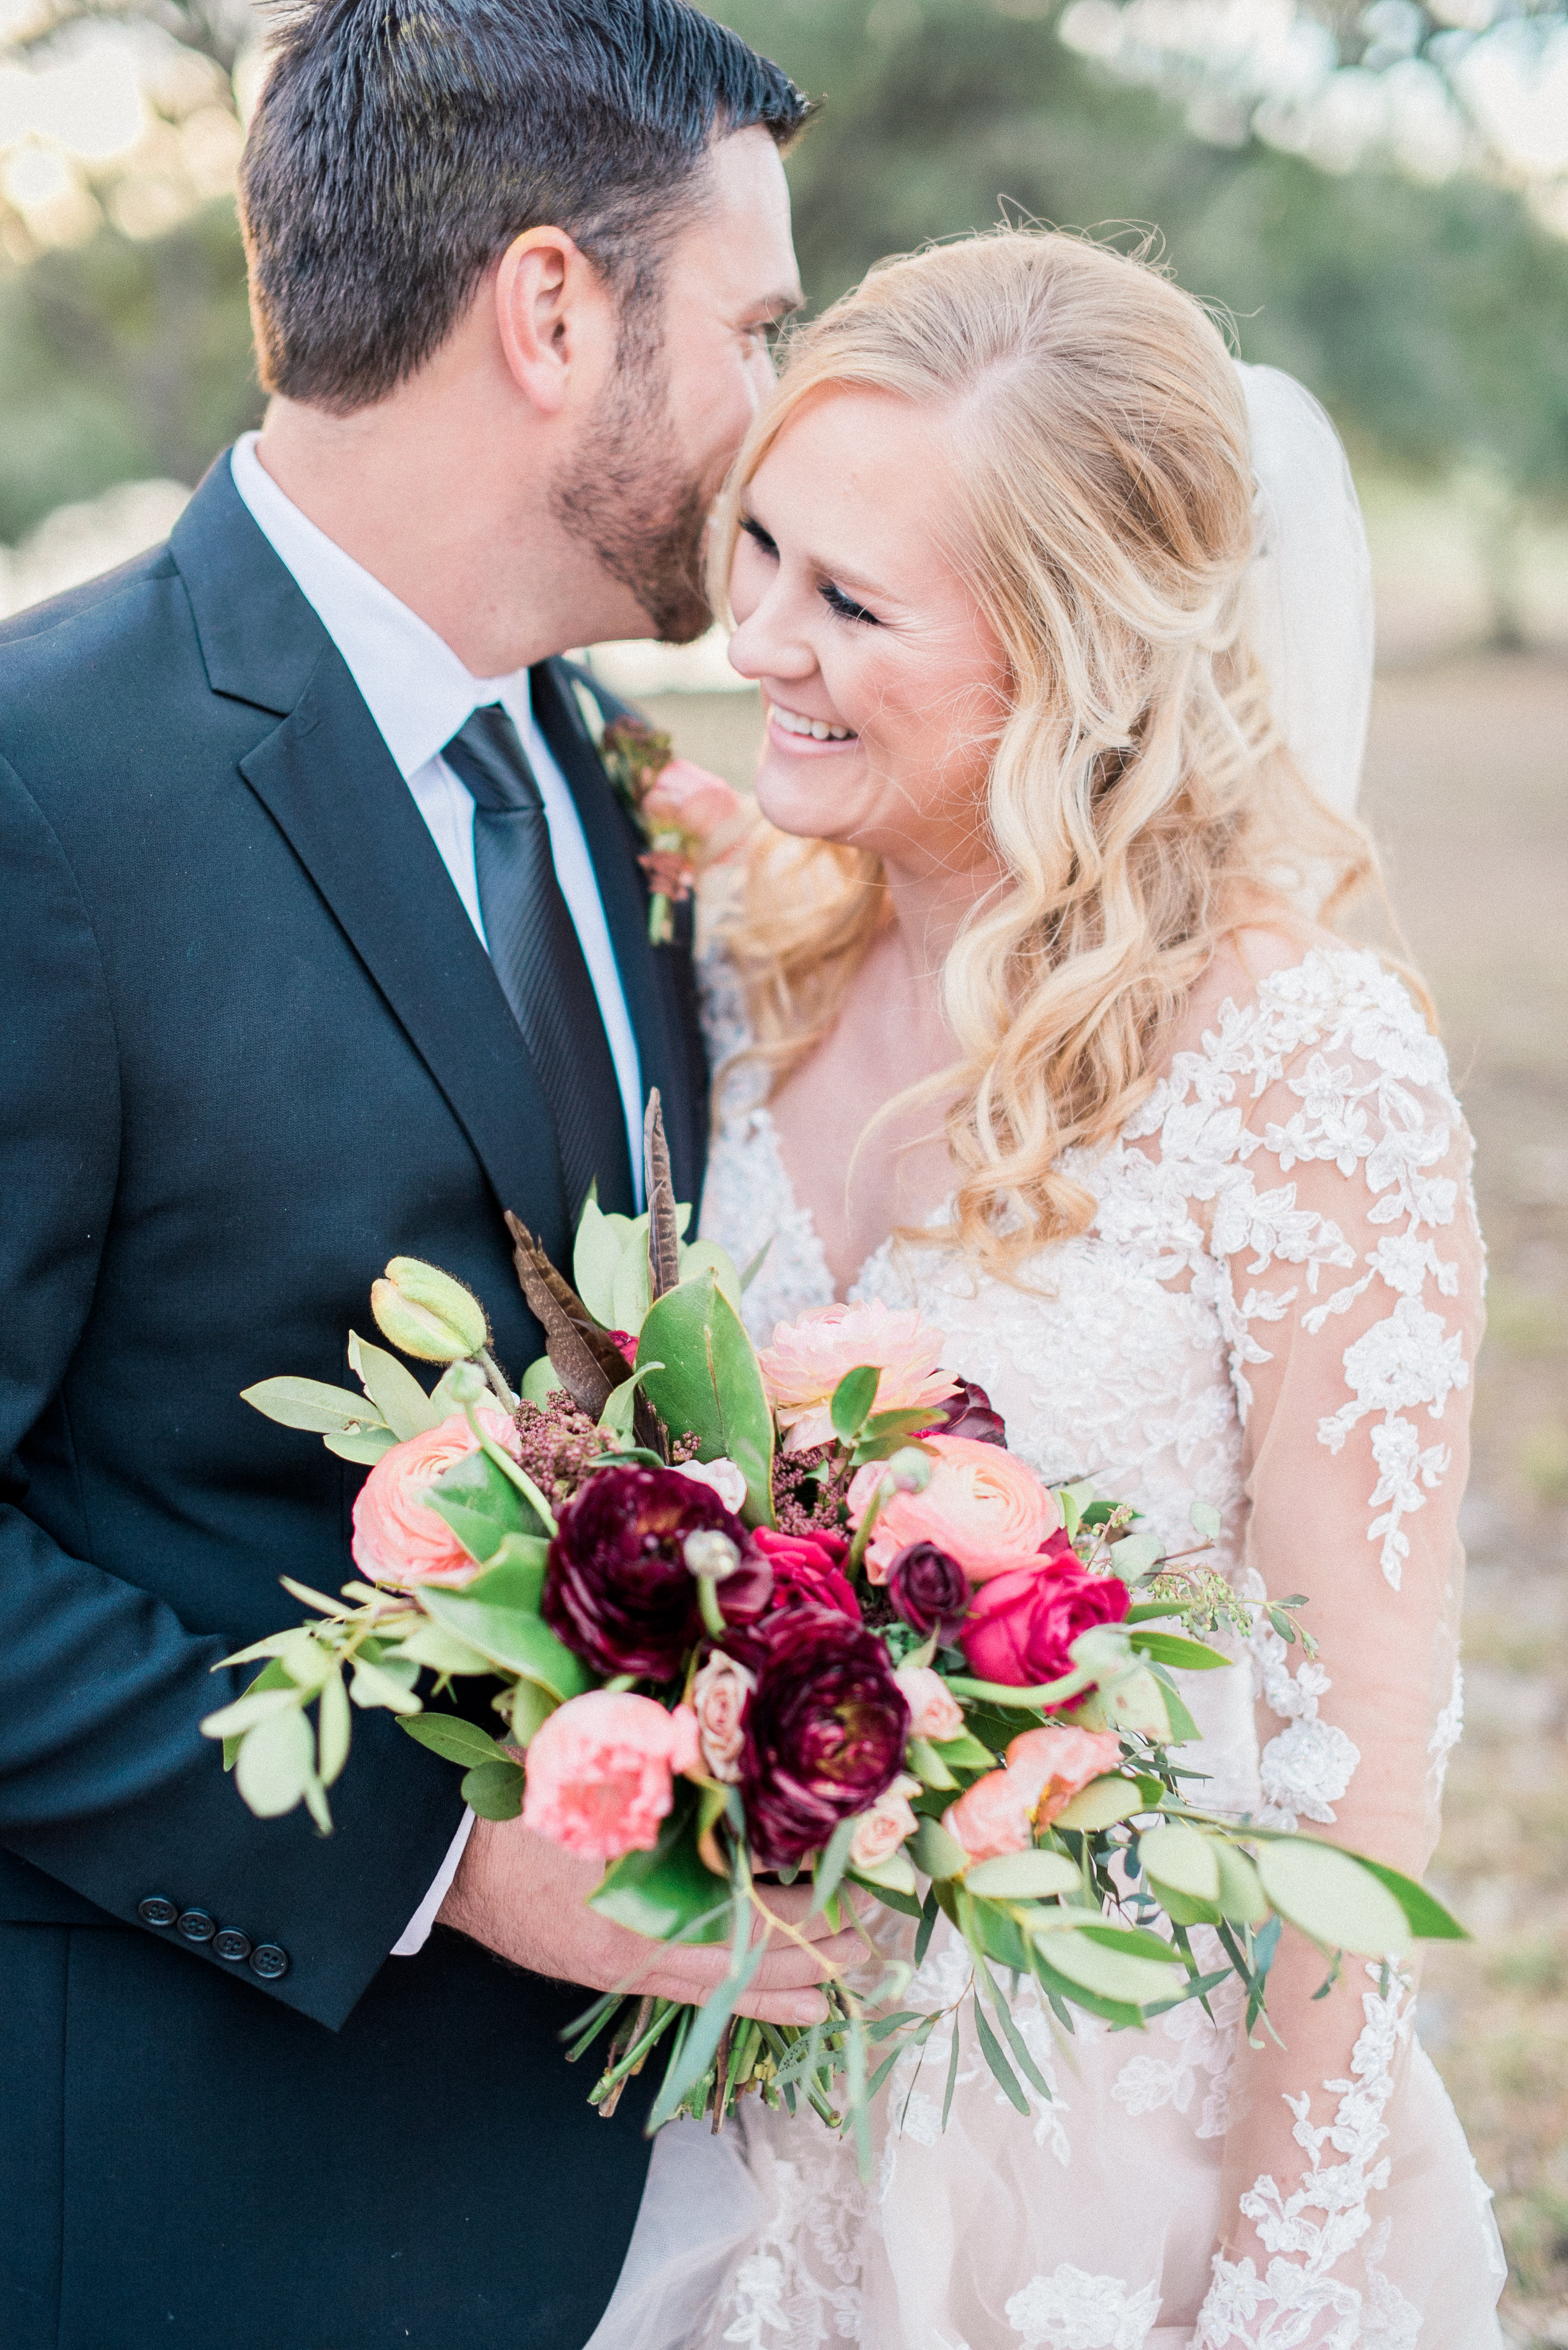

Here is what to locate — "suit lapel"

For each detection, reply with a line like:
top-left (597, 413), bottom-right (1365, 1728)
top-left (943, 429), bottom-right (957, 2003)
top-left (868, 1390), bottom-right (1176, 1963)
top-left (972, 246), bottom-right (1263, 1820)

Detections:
top-left (531, 660), bottom-right (702, 1199)
top-left (174, 462), bottom-right (569, 1250)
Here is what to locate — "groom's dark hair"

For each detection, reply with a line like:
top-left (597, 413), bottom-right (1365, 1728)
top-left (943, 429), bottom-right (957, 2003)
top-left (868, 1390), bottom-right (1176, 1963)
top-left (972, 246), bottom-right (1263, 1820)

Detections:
top-left (240, 0), bottom-right (808, 413)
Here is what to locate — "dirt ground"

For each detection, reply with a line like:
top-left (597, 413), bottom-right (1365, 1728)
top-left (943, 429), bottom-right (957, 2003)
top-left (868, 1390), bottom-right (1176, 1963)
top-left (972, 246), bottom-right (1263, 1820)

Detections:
top-left (643, 656), bottom-right (1568, 2343)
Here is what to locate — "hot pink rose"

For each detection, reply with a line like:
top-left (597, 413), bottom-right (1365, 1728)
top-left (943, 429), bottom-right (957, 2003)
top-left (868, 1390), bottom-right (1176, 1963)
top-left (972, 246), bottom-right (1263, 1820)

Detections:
top-left (894, 1664), bottom-right (965, 1743)
top-left (1003, 1727), bottom-right (1125, 1825)
top-left (351, 1407), bottom-right (520, 1588)
top-left (758, 1301), bottom-right (958, 1454)
top-left (690, 1649), bottom-right (755, 1784)
top-left (849, 1774), bottom-right (922, 1870)
top-left (960, 1556), bottom-right (1129, 1688)
top-left (850, 1436), bottom-right (1061, 1585)
top-left (747, 1524), bottom-right (859, 1621)
top-left (522, 1692), bottom-right (701, 1863)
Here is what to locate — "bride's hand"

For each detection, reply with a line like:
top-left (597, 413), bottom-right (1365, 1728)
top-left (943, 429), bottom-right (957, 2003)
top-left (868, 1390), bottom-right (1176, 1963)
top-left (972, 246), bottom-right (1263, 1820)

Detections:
top-left (437, 1814), bottom-right (861, 2024)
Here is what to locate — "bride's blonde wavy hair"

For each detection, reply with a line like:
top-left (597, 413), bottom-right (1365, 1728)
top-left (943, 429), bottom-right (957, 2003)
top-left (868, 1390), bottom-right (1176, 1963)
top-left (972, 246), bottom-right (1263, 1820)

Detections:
top-left (711, 228), bottom-right (1389, 1279)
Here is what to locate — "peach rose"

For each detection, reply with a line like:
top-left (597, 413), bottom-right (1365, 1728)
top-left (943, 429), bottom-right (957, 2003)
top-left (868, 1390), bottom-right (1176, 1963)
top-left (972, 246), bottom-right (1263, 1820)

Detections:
top-left (351, 1407), bottom-right (520, 1588)
top-left (758, 1301), bottom-right (958, 1455)
top-left (690, 1649), bottom-right (755, 1784)
top-left (640, 759), bottom-right (745, 847)
top-left (849, 1773), bottom-right (922, 1871)
top-left (943, 1769), bottom-right (1034, 1862)
top-left (850, 1435), bottom-right (1061, 1584)
top-left (894, 1664), bottom-right (965, 1744)
top-left (522, 1692), bottom-right (701, 1863)
top-left (1004, 1727), bottom-right (1125, 1826)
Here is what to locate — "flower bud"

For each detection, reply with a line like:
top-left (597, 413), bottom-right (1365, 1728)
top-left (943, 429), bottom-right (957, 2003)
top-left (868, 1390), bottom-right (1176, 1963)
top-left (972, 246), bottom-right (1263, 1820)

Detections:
top-left (684, 1528), bottom-right (743, 1582)
top-left (886, 1448), bottom-right (932, 1495)
top-left (372, 1257), bottom-right (490, 1363)
top-left (441, 1361), bottom-right (491, 1408)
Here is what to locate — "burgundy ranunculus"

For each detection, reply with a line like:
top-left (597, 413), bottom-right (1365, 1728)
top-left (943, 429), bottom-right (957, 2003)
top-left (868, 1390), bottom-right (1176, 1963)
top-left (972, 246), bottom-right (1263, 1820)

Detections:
top-left (738, 1607), bottom-right (912, 1870)
top-left (921, 1377), bottom-right (1007, 1447)
top-left (545, 1464), bottom-right (753, 1681)
top-left (886, 1542), bottom-right (971, 1644)
top-left (747, 1525), bottom-right (859, 1623)
top-left (960, 1558), bottom-right (1129, 1693)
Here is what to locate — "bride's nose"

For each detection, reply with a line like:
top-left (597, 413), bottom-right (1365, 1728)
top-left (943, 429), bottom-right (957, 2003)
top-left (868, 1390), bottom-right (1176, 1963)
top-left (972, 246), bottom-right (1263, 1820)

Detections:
top-left (726, 596), bottom-right (817, 691)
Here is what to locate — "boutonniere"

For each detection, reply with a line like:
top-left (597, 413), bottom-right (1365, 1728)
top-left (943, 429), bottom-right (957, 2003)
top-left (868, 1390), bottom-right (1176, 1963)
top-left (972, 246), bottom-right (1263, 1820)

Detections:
top-left (573, 679), bottom-right (745, 946)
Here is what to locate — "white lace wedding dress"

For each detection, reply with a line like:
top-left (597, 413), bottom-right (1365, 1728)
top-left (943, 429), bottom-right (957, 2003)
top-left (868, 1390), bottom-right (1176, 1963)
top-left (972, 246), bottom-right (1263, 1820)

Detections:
top-left (647, 938), bottom-right (1505, 2350)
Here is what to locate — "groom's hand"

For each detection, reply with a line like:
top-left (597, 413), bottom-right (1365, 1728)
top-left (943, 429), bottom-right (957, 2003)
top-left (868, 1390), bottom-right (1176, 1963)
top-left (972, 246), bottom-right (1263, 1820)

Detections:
top-left (437, 1816), bottom-right (863, 2024)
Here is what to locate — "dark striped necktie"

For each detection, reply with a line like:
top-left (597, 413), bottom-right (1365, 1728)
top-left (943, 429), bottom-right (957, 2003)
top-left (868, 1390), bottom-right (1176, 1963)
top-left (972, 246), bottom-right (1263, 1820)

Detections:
top-left (442, 702), bottom-right (633, 1218)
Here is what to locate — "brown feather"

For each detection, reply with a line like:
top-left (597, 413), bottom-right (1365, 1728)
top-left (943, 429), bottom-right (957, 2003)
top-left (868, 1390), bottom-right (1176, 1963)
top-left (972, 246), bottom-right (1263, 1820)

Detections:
top-left (504, 1209), bottom-right (668, 1457)
top-left (644, 1091), bottom-right (681, 1301)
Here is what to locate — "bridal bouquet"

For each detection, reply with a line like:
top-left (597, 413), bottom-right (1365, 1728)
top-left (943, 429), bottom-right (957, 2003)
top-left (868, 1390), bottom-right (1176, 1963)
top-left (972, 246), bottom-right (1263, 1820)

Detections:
top-left (208, 1099), bottom-right (1461, 2152)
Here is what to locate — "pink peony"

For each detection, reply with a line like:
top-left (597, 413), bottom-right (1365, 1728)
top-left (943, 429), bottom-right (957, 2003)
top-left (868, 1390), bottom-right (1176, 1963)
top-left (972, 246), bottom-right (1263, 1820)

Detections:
top-left (894, 1664), bottom-right (965, 1743)
top-left (758, 1301), bottom-right (958, 1455)
top-left (850, 1436), bottom-right (1061, 1585)
top-left (351, 1407), bottom-right (520, 1589)
top-left (1003, 1727), bottom-right (1125, 1825)
top-left (522, 1691), bottom-right (701, 1863)
top-left (960, 1556), bottom-right (1129, 1688)
top-left (850, 1774), bottom-right (922, 1870)
top-left (675, 1456), bottom-right (749, 1515)
top-left (690, 1649), bottom-right (756, 1784)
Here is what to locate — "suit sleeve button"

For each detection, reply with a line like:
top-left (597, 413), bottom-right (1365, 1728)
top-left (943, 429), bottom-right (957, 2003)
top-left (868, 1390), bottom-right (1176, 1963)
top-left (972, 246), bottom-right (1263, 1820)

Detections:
top-left (137, 1897), bottom-right (178, 1928)
top-left (248, 1943), bottom-right (289, 1981)
top-left (213, 1929), bottom-right (252, 1962)
top-left (176, 1908), bottom-right (217, 1942)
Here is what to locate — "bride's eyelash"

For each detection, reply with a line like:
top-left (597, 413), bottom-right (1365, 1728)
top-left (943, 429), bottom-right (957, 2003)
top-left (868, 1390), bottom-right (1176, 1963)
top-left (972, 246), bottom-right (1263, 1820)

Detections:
top-left (820, 582), bottom-right (880, 626)
top-left (739, 515), bottom-right (778, 557)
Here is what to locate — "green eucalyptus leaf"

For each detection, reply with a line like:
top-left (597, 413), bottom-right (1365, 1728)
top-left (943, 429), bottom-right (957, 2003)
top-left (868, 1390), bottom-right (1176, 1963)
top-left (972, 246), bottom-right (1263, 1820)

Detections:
top-left (398, 1713), bottom-right (513, 1770)
top-left (1352, 1857), bottom-right (1468, 1941)
top-left (1190, 1501), bottom-right (1223, 1542)
top-left (323, 1426), bottom-right (400, 1465)
top-left (349, 1657), bottom-right (423, 1713)
top-left (966, 1850), bottom-right (1082, 1899)
top-left (910, 1817), bottom-right (968, 1882)
top-left (398, 1618), bottom-right (494, 1674)
top-left (1049, 1774), bottom-right (1148, 1832)
top-left (234, 1706), bottom-right (315, 1817)
top-left (461, 1757), bottom-right (527, 1820)
top-left (1140, 1823), bottom-right (1222, 1904)
top-left (1036, 1927), bottom-right (1184, 2006)
top-left (637, 1273), bottom-right (776, 1526)
top-left (347, 1331), bottom-right (442, 1441)
top-left (1256, 1838), bottom-right (1412, 1957)
top-left (200, 1685), bottom-right (302, 1742)
top-left (1214, 1842), bottom-right (1270, 1925)
top-left (906, 1737), bottom-right (958, 1791)
top-left (317, 1669), bottom-right (352, 1785)
top-left (420, 1588), bottom-right (591, 1701)
top-left (1129, 1629), bottom-right (1232, 1672)
top-left (241, 1376), bottom-right (388, 1436)
top-left (1108, 1533), bottom-right (1164, 1580)
top-left (931, 1731), bottom-right (999, 1773)
top-left (573, 1195), bottom-right (630, 1328)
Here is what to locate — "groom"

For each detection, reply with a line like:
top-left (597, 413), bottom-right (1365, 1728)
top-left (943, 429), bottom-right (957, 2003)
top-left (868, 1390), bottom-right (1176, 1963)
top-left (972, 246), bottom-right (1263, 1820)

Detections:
top-left (0, 6), bottom-right (834, 2345)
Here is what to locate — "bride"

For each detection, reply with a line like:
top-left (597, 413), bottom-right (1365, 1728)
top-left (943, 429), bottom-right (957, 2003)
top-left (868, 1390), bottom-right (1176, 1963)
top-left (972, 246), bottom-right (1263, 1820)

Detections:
top-left (595, 227), bottom-right (1506, 2349)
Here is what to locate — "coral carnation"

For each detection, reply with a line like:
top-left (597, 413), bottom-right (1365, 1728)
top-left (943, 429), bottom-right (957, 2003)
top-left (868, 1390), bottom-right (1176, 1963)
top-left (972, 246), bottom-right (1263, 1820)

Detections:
top-left (522, 1691), bottom-right (700, 1863)
top-left (758, 1301), bottom-right (957, 1454)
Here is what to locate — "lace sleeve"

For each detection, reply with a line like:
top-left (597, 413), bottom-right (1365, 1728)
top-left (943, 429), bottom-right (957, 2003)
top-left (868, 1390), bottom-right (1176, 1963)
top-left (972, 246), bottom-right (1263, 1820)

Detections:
top-left (1191, 951), bottom-right (1484, 2346)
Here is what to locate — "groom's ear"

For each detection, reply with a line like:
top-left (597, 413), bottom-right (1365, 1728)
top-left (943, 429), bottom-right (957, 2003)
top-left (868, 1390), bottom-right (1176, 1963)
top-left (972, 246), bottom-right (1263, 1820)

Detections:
top-left (495, 227), bottom-right (615, 419)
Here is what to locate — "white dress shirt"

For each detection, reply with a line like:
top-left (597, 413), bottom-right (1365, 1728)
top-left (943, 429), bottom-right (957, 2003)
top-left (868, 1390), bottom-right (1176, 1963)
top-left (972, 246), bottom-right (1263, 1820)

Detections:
top-left (229, 433), bottom-right (644, 1953)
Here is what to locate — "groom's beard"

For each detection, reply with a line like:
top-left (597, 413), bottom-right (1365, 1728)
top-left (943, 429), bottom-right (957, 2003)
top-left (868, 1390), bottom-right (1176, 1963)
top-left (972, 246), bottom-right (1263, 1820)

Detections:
top-left (552, 351), bottom-right (714, 647)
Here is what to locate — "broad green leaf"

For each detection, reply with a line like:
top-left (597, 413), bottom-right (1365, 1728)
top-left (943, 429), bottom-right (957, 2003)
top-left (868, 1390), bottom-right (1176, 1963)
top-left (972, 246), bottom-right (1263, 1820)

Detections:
top-left (1036, 1926), bottom-right (1184, 2006)
top-left (1256, 1838), bottom-right (1412, 1957)
top-left (347, 1331), bottom-right (442, 1440)
top-left (573, 1195), bottom-right (630, 1328)
top-left (323, 1426), bottom-right (400, 1465)
top-left (241, 1376), bottom-right (388, 1435)
top-left (676, 1238), bottom-right (744, 1315)
top-left (931, 1731), bottom-right (999, 1773)
top-left (350, 1657), bottom-right (423, 1713)
top-left (234, 1706), bottom-right (315, 1817)
top-left (1050, 1774), bottom-right (1147, 1833)
top-left (398, 1618), bottom-right (494, 1674)
top-left (830, 1365), bottom-right (881, 1444)
top-left (590, 1797), bottom-right (737, 1944)
top-left (1058, 1480), bottom-right (1097, 1524)
top-left (1214, 1842), bottom-right (1270, 1925)
top-left (1353, 1856), bottom-right (1468, 1941)
top-left (1109, 1533), bottom-right (1163, 1579)
top-left (317, 1669), bottom-right (352, 1785)
top-left (612, 1234), bottom-right (654, 1337)
top-left (461, 1757), bottom-right (527, 1819)
top-left (425, 1443), bottom-right (546, 1562)
top-left (1190, 1501), bottom-right (1223, 1542)
top-left (465, 1544), bottom-right (549, 1608)
top-left (1101, 1666), bottom-right (1173, 1740)
top-left (846, 1847), bottom-right (919, 1898)
top-left (506, 1681), bottom-right (557, 1746)
top-left (1076, 1922), bottom-right (1191, 1965)
top-left (520, 1354), bottom-right (561, 1407)
top-left (421, 1587), bottom-right (591, 1701)
top-left (1129, 1629), bottom-right (1232, 1672)
top-left (910, 1816), bottom-right (968, 1881)
top-left (217, 1658), bottom-right (294, 1768)
top-left (1029, 1943), bottom-right (1142, 2033)
top-left (637, 1273), bottom-right (776, 1526)
top-left (598, 1361), bottom-right (664, 1443)
top-left (1140, 1824), bottom-right (1222, 1904)
top-left (200, 1685), bottom-right (301, 1742)
top-left (967, 1851), bottom-right (1082, 1899)
top-left (906, 1737), bottom-right (958, 1791)
top-left (1156, 1886), bottom-right (1223, 1928)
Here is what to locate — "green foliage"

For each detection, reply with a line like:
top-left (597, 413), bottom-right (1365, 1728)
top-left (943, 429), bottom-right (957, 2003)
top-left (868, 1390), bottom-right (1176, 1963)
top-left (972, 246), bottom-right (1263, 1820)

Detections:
top-left (637, 1271), bottom-right (776, 1525)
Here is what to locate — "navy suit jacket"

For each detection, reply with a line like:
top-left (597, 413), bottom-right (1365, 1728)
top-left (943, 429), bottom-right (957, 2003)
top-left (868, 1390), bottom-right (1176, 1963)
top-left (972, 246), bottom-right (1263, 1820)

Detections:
top-left (0, 457), bottom-right (707, 2341)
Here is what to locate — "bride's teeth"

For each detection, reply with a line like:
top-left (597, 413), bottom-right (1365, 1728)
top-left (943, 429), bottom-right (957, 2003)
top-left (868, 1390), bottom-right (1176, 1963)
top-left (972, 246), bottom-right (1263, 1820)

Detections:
top-left (773, 704), bottom-right (854, 741)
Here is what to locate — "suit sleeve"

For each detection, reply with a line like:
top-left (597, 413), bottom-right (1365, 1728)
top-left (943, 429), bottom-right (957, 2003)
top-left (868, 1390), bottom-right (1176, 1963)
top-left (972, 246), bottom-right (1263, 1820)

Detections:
top-left (0, 756), bottom-right (467, 2029)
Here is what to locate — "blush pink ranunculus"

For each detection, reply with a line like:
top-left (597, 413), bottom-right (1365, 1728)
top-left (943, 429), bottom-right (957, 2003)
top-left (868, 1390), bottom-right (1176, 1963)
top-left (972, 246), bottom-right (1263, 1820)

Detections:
top-left (522, 1692), bottom-right (701, 1863)
top-left (959, 1556), bottom-right (1129, 1687)
top-left (757, 1301), bottom-right (958, 1455)
top-left (850, 1435), bottom-right (1061, 1585)
top-left (351, 1407), bottom-right (520, 1589)
top-left (1003, 1726), bottom-right (1126, 1826)
top-left (894, 1663), bottom-right (965, 1744)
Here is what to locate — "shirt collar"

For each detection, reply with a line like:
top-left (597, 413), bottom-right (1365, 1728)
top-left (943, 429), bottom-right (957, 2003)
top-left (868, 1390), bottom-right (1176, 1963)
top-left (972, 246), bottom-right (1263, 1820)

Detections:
top-left (229, 431), bottom-right (532, 778)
